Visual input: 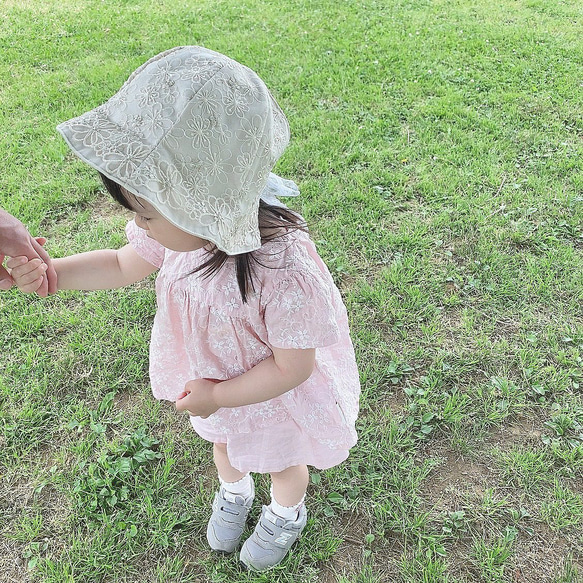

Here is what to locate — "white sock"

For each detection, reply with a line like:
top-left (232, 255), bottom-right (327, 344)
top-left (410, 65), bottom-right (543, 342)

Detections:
top-left (220, 473), bottom-right (253, 502)
top-left (269, 485), bottom-right (305, 521)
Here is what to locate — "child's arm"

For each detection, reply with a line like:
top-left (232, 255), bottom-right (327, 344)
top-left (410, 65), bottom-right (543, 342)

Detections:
top-left (175, 346), bottom-right (316, 418)
top-left (7, 245), bottom-right (157, 291)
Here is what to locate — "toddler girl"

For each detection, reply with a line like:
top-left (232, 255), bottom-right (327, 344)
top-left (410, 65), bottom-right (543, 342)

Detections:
top-left (8, 46), bottom-right (360, 571)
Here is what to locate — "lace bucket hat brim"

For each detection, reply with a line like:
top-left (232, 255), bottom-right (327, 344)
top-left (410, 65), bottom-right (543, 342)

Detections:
top-left (57, 46), bottom-right (291, 254)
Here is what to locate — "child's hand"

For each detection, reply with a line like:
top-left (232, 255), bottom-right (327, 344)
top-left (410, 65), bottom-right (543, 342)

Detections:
top-left (5, 256), bottom-right (48, 294)
top-left (175, 378), bottom-right (221, 418)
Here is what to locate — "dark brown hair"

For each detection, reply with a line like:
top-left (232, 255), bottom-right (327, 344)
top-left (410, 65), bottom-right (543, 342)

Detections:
top-left (99, 172), bottom-right (307, 303)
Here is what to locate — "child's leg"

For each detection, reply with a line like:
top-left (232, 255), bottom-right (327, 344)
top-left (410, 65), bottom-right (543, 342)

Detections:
top-left (213, 442), bottom-right (247, 482)
top-left (270, 464), bottom-right (309, 507)
top-left (213, 442), bottom-right (254, 500)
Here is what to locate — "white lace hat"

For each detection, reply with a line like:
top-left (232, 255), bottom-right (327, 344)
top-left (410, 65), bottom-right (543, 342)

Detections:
top-left (57, 46), bottom-right (294, 254)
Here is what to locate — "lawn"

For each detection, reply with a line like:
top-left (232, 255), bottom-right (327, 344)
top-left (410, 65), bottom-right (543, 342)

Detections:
top-left (0, 0), bottom-right (582, 581)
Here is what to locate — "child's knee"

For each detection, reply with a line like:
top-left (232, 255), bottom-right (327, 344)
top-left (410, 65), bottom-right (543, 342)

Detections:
top-left (270, 464), bottom-right (308, 480)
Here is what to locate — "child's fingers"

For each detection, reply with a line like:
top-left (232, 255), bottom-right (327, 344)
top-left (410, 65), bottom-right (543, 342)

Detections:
top-left (16, 269), bottom-right (47, 290)
top-left (10, 259), bottom-right (46, 281)
top-left (6, 256), bottom-right (29, 270)
top-left (11, 260), bottom-right (48, 292)
top-left (174, 391), bottom-right (190, 412)
top-left (18, 275), bottom-right (45, 294)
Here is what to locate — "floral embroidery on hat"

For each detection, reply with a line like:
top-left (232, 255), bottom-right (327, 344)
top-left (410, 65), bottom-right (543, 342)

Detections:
top-left (57, 46), bottom-right (291, 254)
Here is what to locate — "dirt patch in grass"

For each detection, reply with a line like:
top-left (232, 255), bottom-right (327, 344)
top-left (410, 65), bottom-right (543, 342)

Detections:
top-left (486, 415), bottom-right (545, 449)
top-left (318, 512), bottom-right (402, 583)
top-left (420, 442), bottom-right (582, 583)
top-left (511, 525), bottom-right (582, 583)
top-left (0, 538), bottom-right (30, 583)
top-left (446, 530), bottom-right (579, 583)
top-left (318, 514), bottom-right (366, 582)
top-left (41, 191), bottom-right (134, 238)
top-left (0, 465), bottom-right (70, 583)
top-left (364, 385), bottom-right (407, 419)
top-left (386, 387), bottom-right (407, 416)
top-left (437, 308), bottom-right (475, 349)
top-left (438, 306), bottom-right (525, 350)
top-left (423, 447), bottom-right (494, 511)
top-left (88, 195), bottom-right (133, 223)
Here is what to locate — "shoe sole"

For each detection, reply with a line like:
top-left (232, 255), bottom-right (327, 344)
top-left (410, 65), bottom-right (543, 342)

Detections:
top-left (212, 548), bottom-right (236, 555)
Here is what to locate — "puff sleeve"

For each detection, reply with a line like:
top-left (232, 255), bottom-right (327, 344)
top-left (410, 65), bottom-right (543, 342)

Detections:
top-left (125, 220), bottom-right (165, 268)
top-left (263, 271), bottom-right (341, 349)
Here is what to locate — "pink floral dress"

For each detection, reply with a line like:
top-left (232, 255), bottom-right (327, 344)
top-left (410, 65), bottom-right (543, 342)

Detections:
top-left (126, 220), bottom-right (360, 473)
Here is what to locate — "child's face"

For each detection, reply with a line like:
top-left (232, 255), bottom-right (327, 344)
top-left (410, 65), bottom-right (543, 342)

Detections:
top-left (125, 191), bottom-right (208, 252)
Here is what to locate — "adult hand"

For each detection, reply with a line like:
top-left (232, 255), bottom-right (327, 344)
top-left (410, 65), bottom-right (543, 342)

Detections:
top-left (0, 208), bottom-right (57, 296)
top-left (175, 378), bottom-right (222, 418)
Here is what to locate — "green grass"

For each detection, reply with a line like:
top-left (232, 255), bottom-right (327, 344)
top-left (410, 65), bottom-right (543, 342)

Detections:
top-left (1, 0), bottom-right (582, 581)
